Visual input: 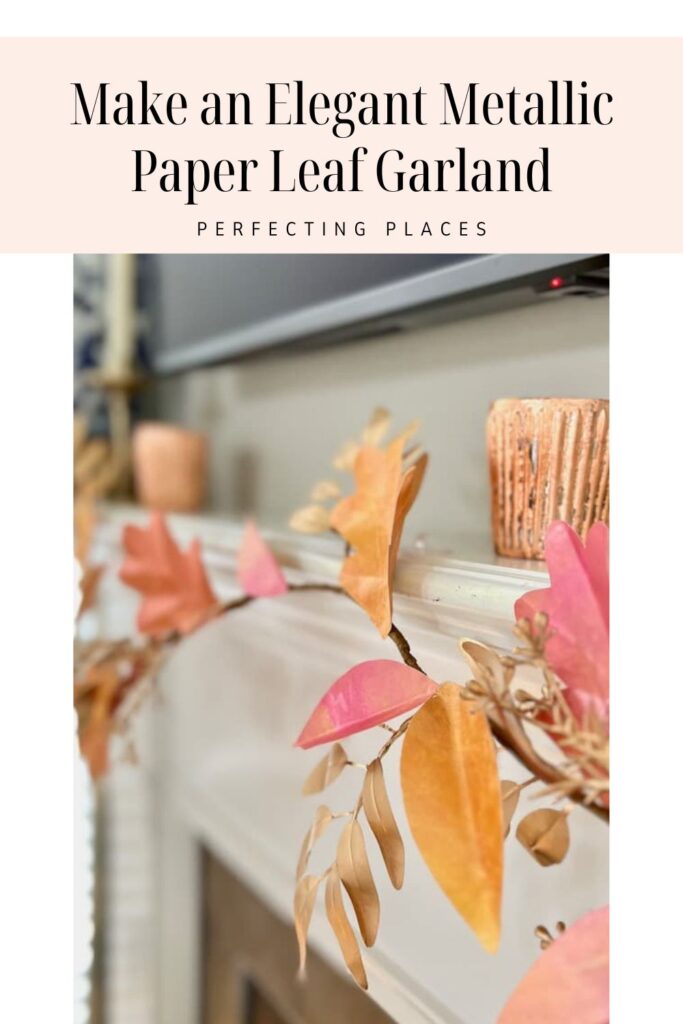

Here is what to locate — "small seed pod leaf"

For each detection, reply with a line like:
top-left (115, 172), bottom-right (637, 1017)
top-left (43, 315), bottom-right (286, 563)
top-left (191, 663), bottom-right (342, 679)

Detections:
top-left (501, 781), bottom-right (521, 839)
top-left (293, 874), bottom-right (321, 977)
top-left (336, 820), bottom-right (380, 947)
top-left (289, 504), bottom-right (331, 534)
top-left (325, 866), bottom-right (368, 989)
top-left (516, 809), bottom-right (570, 867)
top-left (301, 743), bottom-right (347, 795)
top-left (362, 760), bottom-right (405, 889)
top-left (310, 479), bottom-right (342, 502)
top-left (296, 805), bottom-right (334, 881)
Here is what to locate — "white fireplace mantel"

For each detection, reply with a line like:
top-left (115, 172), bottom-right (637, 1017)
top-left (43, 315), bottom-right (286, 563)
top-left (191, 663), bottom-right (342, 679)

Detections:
top-left (89, 505), bottom-right (608, 1024)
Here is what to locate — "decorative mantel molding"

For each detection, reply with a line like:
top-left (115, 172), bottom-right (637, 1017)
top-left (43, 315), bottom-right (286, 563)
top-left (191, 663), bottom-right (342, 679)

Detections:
top-left (92, 506), bottom-right (606, 1024)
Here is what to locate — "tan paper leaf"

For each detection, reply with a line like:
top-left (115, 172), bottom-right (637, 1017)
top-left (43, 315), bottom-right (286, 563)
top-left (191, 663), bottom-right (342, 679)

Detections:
top-left (325, 866), bottom-right (368, 989)
top-left (336, 820), bottom-right (380, 947)
top-left (301, 743), bottom-right (348, 795)
top-left (361, 407), bottom-right (392, 446)
top-left (400, 684), bottom-right (503, 952)
top-left (289, 504), bottom-right (331, 534)
top-left (501, 781), bottom-right (521, 839)
top-left (294, 874), bottom-right (321, 977)
top-left (296, 805), bottom-right (334, 881)
top-left (362, 759), bottom-right (405, 889)
top-left (310, 479), bottom-right (342, 502)
top-left (516, 809), bottom-right (571, 866)
top-left (333, 440), bottom-right (361, 473)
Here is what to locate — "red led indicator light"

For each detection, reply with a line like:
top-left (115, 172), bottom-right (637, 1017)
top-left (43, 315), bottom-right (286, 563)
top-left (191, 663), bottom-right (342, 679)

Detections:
top-left (549, 276), bottom-right (565, 289)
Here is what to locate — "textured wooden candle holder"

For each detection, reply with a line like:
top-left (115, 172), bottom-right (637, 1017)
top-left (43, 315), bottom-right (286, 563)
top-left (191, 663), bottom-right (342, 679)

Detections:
top-left (486, 398), bottom-right (609, 560)
top-left (133, 422), bottom-right (207, 513)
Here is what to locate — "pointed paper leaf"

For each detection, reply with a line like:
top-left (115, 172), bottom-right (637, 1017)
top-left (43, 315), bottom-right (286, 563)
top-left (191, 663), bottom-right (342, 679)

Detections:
top-left (515, 521), bottom-right (609, 727)
top-left (119, 513), bottom-right (218, 638)
top-left (361, 406), bottom-right (392, 446)
top-left (330, 434), bottom-right (428, 637)
top-left (501, 781), bottom-right (521, 839)
top-left (295, 660), bottom-right (438, 750)
top-left (363, 760), bottom-right (405, 889)
top-left (400, 684), bottom-right (503, 952)
top-left (296, 805), bottom-right (334, 881)
top-left (498, 906), bottom-right (609, 1024)
top-left (310, 479), bottom-right (341, 502)
top-left (516, 809), bottom-right (570, 867)
top-left (294, 874), bottom-right (321, 977)
top-left (336, 821), bottom-right (380, 947)
top-left (301, 743), bottom-right (348, 795)
top-left (236, 520), bottom-right (287, 597)
top-left (325, 867), bottom-right (368, 989)
top-left (289, 504), bottom-right (331, 534)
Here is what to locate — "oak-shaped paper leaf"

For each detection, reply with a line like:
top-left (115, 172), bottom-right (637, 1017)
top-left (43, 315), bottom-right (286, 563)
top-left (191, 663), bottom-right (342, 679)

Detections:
top-left (330, 434), bottom-right (428, 636)
top-left (498, 906), bottom-right (609, 1024)
top-left (363, 759), bottom-right (405, 889)
top-left (325, 867), bottom-right (368, 989)
top-left (515, 808), bottom-right (570, 867)
top-left (295, 660), bottom-right (438, 750)
top-left (119, 512), bottom-right (218, 638)
top-left (236, 520), bottom-right (287, 597)
top-left (301, 742), bottom-right (348, 795)
top-left (336, 820), bottom-right (380, 947)
top-left (400, 684), bottom-right (503, 952)
top-left (515, 521), bottom-right (609, 728)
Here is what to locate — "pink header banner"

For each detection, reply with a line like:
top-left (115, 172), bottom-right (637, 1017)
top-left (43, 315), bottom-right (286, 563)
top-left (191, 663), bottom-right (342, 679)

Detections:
top-left (0, 37), bottom-right (681, 252)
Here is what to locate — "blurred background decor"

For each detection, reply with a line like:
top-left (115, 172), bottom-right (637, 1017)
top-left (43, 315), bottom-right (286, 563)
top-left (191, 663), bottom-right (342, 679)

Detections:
top-left (486, 398), bottom-right (609, 559)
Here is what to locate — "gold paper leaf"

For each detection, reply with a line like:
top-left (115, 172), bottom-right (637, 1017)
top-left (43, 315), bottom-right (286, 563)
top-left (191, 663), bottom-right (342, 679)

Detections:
top-left (294, 873), bottom-right (321, 977)
top-left (310, 479), bottom-right (342, 502)
top-left (333, 440), bottom-right (361, 473)
top-left (336, 820), bottom-right (380, 947)
top-left (301, 743), bottom-right (348, 795)
top-left (289, 504), bottom-right (332, 534)
top-left (516, 809), bottom-right (570, 867)
top-left (296, 805), bottom-right (334, 881)
top-left (362, 759), bottom-right (405, 889)
top-left (501, 781), bottom-right (521, 839)
top-left (400, 684), bottom-right (503, 952)
top-left (325, 866), bottom-right (368, 989)
top-left (362, 407), bottom-right (392, 446)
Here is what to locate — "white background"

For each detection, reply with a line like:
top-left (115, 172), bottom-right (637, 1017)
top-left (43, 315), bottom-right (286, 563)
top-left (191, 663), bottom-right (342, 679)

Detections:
top-left (1, 6), bottom-right (682, 1024)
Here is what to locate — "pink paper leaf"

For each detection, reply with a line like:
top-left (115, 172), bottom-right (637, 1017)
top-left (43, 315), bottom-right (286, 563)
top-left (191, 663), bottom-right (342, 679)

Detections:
top-left (295, 660), bottom-right (439, 749)
top-left (515, 521), bottom-right (609, 727)
top-left (119, 513), bottom-right (218, 637)
top-left (236, 520), bottom-right (288, 598)
top-left (498, 906), bottom-right (609, 1024)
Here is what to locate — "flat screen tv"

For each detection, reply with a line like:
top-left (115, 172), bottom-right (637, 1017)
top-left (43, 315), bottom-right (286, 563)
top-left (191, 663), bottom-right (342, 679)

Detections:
top-left (146, 253), bottom-right (608, 373)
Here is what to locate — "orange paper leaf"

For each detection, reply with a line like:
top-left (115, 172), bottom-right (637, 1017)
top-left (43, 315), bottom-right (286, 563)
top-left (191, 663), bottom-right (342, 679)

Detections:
top-left (119, 513), bottom-right (218, 638)
top-left (498, 906), bottom-right (609, 1024)
top-left (400, 684), bottom-right (503, 952)
top-left (236, 520), bottom-right (287, 597)
top-left (330, 435), bottom-right (427, 636)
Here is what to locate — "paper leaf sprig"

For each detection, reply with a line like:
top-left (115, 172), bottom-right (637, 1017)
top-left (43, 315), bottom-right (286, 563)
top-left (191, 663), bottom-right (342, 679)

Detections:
top-left (293, 662), bottom-right (505, 985)
top-left (76, 517), bottom-right (298, 774)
